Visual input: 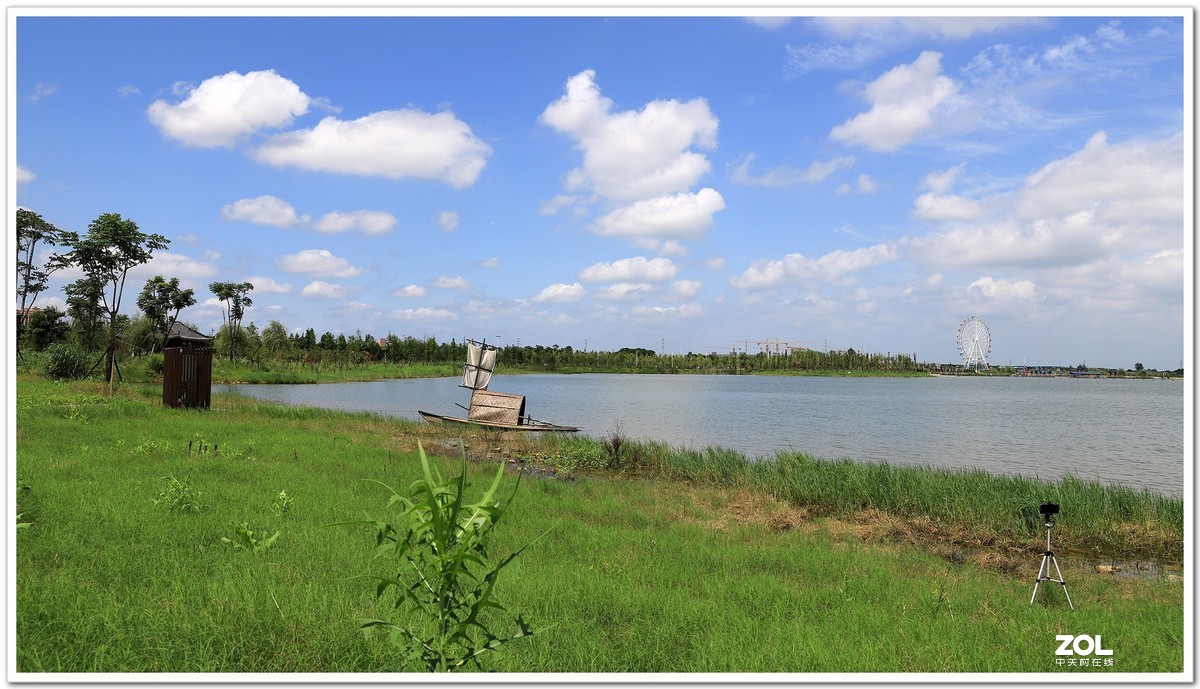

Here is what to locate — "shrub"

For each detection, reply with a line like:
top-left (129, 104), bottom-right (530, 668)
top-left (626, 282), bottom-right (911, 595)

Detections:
top-left (42, 344), bottom-right (92, 380)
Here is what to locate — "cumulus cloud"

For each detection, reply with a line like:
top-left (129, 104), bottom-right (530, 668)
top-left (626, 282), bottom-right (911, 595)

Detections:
top-left (629, 303), bottom-right (705, 319)
top-left (252, 108), bottom-right (491, 186)
top-left (540, 70), bottom-right (718, 202)
top-left (666, 279), bottom-right (702, 299)
top-left (148, 70), bottom-right (310, 148)
top-left (244, 275), bottom-right (293, 293)
top-left (830, 51), bottom-right (960, 152)
top-left (594, 282), bottom-right (654, 302)
top-left (222, 195), bottom-right (307, 228)
top-left (276, 249), bottom-right (363, 278)
top-left (391, 307), bottom-right (458, 321)
top-left (907, 132), bottom-right (1183, 269)
top-left (16, 165), bottom-right (35, 184)
top-left (301, 281), bottom-right (353, 299)
top-left (592, 189), bottom-right (725, 240)
top-left (393, 284), bottom-right (428, 298)
top-left (532, 282), bottom-right (585, 303)
top-left (538, 194), bottom-right (579, 216)
top-left (968, 276), bottom-right (1037, 300)
top-left (312, 210), bottom-right (397, 235)
top-left (578, 256), bottom-right (679, 283)
top-left (438, 211), bottom-right (460, 232)
top-left (729, 153), bottom-right (856, 186)
top-left (134, 252), bottom-right (220, 282)
top-left (912, 192), bottom-right (984, 222)
top-left (731, 243), bottom-right (899, 289)
top-left (433, 275), bottom-right (472, 290)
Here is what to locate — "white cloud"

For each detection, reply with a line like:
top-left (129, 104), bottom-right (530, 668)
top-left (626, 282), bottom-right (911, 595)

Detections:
top-left (745, 17), bottom-right (792, 30)
top-left (476, 257), bottom-right (501, 269)
top-left (814, 17), bottom-right (1045, 42)
top-left (540, 70), bottom-right (718, 202)
top-left (117, 84), bottom-right (141, 97)
top-left (666, 279), bottom-right (702, 299)
top-left (276, 249), bottom-right (363, 278)
top-left (222, 195), bottom-right (307, 228)
top-left (594, 282), bottom-right (654, 302)
top-left (252, 108), bottom-right (491, 186)
top-left (592, 189), bottom-right (725, 240)
top-left (911, 192), bottom-right (984, 222)
top-left (578, 256), bottom-right (679, 283)
top-left (629, 303), bottom-right (705, 319)
top-left (244, 275), bottom-right (293, 294)
top-left (312, 210), bottom-right (397, 235)
top-left (438, 211), bottom-right (460, 232)
top-left (538, 194), bottom-right (579, 216)
top-left (391, 307), bottom-right (458, 321)
top-left (729, 153), bottom-right (856, 186)
top-left (968, 276), bottom-right (1037, 300)
top-left (16, 165), bottom-right (35, 184)
top-left (301, 280), bottom-right (352, 299)
top-left (856, 174), bottom-right (878, 194)
top-left (922, 163), bottom-right (966, 193)
top-left (532, 282), bottom-right (585, 303)
top-left (393, 284), bottom-right (427, 298)
top-left (906, 132), bottom-right (1183, 269)
top-left (28, 82), bottom-right (57, 102)
top-left (1016, 131), bottom-right (1183, 228)
top-left (147, 69), bottom-right (310, 148)
top-left (135, 251), bottom-right (220, 281)
top-left (705, 256), bottom-right (727, 271)
top-left (731, 243), bottom-right (899, 289)
top-left (830, 51), bottom-right (960, 152)
top-left (433, 275), bottom-right (472, 290)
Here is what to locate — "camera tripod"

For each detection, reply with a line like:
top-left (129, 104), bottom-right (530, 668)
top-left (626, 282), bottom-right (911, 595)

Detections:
top-left (1030, 516), bottom-right (1074, 610)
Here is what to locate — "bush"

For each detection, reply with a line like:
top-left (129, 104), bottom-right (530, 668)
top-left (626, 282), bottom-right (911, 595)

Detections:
top-left (43, 344), bottom-right (92, 380)
top-left (143, 353), bottom-right (164, 377)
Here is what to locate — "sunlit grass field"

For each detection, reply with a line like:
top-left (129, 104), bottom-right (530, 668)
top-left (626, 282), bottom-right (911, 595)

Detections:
top-left (14, 379), bottom-right (1184, 675)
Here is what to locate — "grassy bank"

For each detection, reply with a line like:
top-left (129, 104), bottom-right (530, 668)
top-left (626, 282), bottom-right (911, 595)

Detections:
top-left (14, 379), bottom-right (1185, 674)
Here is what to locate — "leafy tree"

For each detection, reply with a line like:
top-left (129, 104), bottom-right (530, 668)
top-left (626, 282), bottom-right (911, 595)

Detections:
top-left (24, 306), bottom-right (69, 350)
top-left (1134, 362), bottom-right (1145, 372)
top-left (209, 281), bottom-right (253, 362)
top-left (53, 213), bottom-right (169, 382)
top-left (64, 277), bottom-right (107, 352)
top-left (136, 275), bottom-right (196, 352)
top-left (261, 320), bottom-right (291, 357)
top-left (16, 209), bottom-right (72, 344)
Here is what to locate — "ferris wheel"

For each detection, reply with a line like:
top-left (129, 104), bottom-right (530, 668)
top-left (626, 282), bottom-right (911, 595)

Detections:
top-left (957, 316), bottom-right (992, 370)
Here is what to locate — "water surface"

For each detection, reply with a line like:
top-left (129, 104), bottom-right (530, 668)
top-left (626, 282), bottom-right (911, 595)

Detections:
top-left (219, 374), bottom-right (1184, 495)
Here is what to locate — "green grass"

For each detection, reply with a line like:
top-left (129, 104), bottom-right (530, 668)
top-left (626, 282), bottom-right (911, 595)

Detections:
top-left (14, 379), bottom-right (1185, 675)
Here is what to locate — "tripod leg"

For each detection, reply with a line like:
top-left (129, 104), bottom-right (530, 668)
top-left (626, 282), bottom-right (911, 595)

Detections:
top-left (1030, 554), bottom-right (1049, 605)
top-left (1051, 555), bottom-right (1075, 611)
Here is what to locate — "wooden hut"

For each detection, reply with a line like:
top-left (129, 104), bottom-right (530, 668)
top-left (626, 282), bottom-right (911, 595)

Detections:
top-left (163, 322), bottom-right (214, 409)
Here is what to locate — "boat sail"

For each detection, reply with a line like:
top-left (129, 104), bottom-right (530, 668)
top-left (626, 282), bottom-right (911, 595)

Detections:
top-left (418, 339), bottom-right (579, 432)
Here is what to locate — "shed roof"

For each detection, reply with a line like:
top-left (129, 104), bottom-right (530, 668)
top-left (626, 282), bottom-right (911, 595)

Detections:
top-left (167, 321), bottom-right (214, 344)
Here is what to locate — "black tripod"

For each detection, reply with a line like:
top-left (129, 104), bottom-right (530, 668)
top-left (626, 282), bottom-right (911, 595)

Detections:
top-left (1029, 503), bottom-right (1074, 610)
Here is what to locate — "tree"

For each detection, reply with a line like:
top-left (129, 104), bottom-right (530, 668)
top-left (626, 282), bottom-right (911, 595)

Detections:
top-left (209, 281), bottom-right (254, 363)
top-left (64, 277), bottom-right (107, 352)
top-left (24, 306), bottom-right (69, 350)
top-left (16, 209), bottom-right (71, 344)
top-left (261, 320), bottom-right (291, 357)
top-left (1134, 362), bottom-right (1145, 372)
top-left (53, 213), bottom-right (169, 382)
top-left (136, 275), bottom-right (196, 352)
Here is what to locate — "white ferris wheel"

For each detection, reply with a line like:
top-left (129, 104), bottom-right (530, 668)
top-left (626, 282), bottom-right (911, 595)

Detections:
top-left (957, 316), bottom-right (992, 371)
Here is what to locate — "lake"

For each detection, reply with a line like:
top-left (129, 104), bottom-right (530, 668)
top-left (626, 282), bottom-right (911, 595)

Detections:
top-left (218, 374), bottom-right (1185, 496)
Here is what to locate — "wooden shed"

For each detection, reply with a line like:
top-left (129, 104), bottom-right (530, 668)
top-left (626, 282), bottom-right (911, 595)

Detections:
top-left (163, 322), bottom-right (214, 409)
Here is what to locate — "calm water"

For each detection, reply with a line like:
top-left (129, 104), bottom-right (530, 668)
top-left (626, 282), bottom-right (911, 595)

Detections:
top-left (218, 374), bottom-right (1185, 495)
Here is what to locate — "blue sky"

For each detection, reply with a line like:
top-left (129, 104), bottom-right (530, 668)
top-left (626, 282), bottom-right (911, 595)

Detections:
top-left (13, 11), bottom-right (1190, 369)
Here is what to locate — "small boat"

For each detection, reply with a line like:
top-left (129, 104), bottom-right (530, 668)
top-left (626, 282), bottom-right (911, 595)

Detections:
top-left (417, 340), bottom-right (579, 433)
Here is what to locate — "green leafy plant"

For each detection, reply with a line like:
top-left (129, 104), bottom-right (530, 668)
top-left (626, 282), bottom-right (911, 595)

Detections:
top-left (342, 440), bottom-right (550, 672)
top-left (152, 475), bottom-right (205, 513)
top-left (270, 489), bottom-right (293, 517)
top-left (221, 522), bottom-right (280, 553)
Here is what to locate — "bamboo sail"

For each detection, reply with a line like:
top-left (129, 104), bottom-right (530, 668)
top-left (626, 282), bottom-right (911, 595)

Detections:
top-left (418, 339), bottom-right (579, 432)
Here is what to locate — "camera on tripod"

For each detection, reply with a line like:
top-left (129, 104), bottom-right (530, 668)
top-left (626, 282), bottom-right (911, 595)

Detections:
top-left (1040, 502), bottom-right (1060, 526)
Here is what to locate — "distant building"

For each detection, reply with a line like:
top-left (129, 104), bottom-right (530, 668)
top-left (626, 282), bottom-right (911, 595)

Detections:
top-left (164, 321), bottom-right (214, 349)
